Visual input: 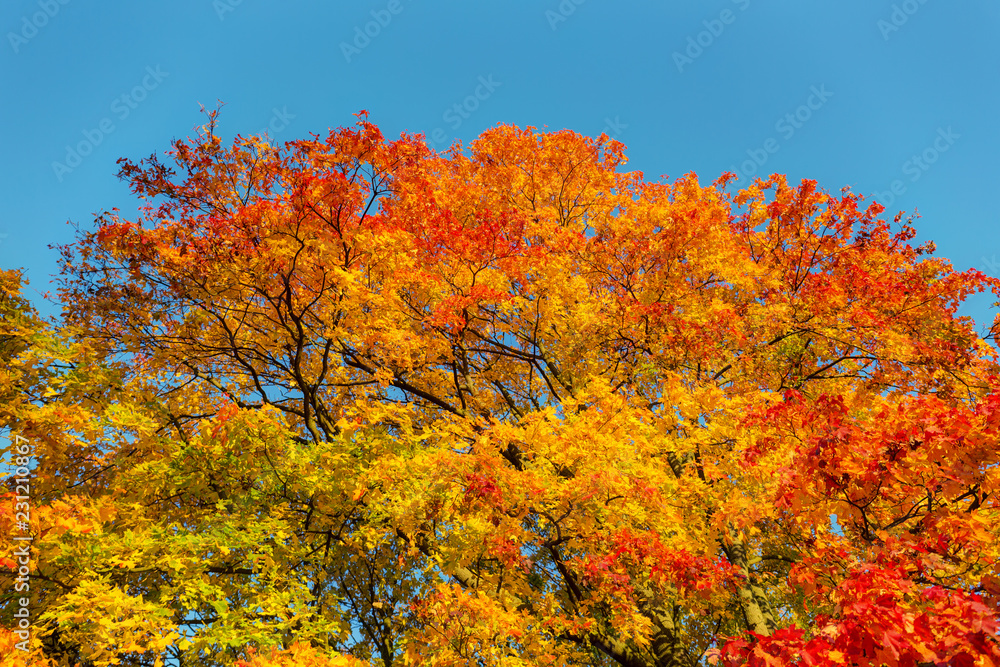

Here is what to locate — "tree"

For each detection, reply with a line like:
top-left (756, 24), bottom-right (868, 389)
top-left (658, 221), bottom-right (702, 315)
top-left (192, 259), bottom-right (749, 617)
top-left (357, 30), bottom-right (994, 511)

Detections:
top-left (4, 109), bottom-right (1000, 666)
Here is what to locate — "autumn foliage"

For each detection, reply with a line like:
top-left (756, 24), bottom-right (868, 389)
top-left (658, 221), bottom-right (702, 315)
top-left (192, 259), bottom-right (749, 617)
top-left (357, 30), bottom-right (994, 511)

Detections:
top-left (2, 110), bottom-right (1000, 666)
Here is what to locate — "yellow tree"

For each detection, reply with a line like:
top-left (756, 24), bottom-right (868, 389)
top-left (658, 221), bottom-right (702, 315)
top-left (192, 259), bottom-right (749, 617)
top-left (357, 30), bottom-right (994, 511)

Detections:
top-left (5, 110), bottom-right (999, 666)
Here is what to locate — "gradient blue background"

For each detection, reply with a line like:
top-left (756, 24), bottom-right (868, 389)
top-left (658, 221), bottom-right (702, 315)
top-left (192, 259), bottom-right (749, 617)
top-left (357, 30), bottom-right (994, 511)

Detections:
top-left (2, 1), bottom-right (998, 329)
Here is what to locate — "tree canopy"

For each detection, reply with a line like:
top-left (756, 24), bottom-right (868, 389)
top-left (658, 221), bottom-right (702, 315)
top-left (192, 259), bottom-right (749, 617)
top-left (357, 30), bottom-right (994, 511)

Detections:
top-left (3, 111), bottom-right (1000, 666)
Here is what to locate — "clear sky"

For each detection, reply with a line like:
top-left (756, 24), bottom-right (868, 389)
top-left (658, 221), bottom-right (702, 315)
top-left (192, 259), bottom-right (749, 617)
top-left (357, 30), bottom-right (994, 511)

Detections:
top-left (2, 1), bottom-right (998, 328)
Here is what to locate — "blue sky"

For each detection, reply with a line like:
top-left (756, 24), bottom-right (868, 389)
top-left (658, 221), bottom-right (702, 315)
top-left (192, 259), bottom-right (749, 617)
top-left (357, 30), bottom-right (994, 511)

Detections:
top-left (2, 1), bottom-right (999, 328)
